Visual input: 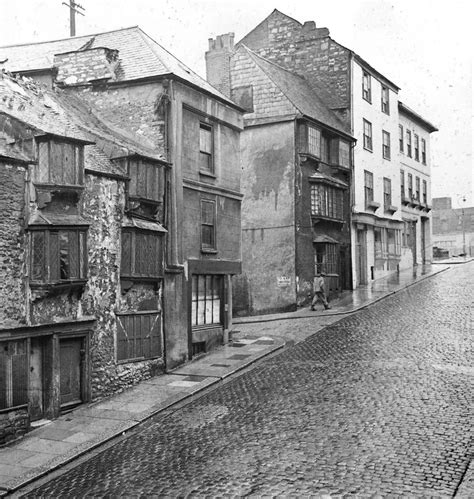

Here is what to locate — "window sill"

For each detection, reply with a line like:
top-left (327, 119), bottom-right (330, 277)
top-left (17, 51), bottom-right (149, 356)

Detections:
top-left (29, 280), bottom-right (87, 294)
top-left (34, 183), bottom-right (84, 192)
top-left (384, 205), bottom-right (398, 214)
top-left (311, 214), bottom-right (344, 224)
top-left (201, 248), bottom-right (218, 255)
top-left (117, 355), bottom-right (162, 365)
top-left (363, 146), bottom-right (373, 153)
top-left (366, 201), bottom-right (380, 212)
top-left (383, 156), bottom-right (391, 161)
top-left (199, 170), bottom-right (216, 180)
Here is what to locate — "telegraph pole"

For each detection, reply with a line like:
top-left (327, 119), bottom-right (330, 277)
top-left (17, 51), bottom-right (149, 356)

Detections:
top-left (62, 0), bottom-right (85, 37)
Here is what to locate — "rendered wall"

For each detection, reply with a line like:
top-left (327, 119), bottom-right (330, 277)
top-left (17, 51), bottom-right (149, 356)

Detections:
top-left (233, 121), bottom-right (296, 315)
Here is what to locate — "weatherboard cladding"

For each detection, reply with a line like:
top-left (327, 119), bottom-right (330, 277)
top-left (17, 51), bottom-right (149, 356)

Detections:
top-left (0, 26), bottom-right (233, 106)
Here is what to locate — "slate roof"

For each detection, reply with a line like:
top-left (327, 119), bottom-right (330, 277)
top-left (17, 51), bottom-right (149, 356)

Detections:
top-left (0, 73), bottom-right (164, 175)
top-left (243, 47), bottom-right (351, 137)
top-left (0, 26), bottom-right (235, 106)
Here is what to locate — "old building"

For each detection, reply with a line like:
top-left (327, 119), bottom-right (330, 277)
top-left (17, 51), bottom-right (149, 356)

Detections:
top-left (432, 197), bottom-right (474, 257)
top-left (0, 27), bottom-right (242, 442)
top-left (398, 102), bottom-right (438, 267)
top-left (232, 9), bottom-right (436, 288)
top-left (206, 37), bottom-right (355, 315)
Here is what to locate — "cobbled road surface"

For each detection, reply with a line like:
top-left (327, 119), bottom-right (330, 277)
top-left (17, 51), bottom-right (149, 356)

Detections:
top-left (24, 265), bottom-right (473, 497)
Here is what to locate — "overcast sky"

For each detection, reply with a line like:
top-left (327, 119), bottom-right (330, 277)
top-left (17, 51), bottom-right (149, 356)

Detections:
top-left (1, 0), bottom-right (472, 205)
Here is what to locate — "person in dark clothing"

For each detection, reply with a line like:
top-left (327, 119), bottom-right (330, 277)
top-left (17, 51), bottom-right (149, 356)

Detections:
top-left (311, 271), bottom-right (331, 310)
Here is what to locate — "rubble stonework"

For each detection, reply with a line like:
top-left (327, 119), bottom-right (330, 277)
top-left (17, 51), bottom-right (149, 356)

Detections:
top-left (0, 25), bottom-right (243, 440)
top-left (0, 161), bottom-right (27, 328)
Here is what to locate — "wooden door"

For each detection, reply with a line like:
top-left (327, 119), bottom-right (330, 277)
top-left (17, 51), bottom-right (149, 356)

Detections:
top-left (59, 338), bottom-right (83, 408)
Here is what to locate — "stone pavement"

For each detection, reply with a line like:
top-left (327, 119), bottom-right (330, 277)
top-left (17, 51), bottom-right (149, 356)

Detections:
top-left (0, 260), bottom-right (471, 496)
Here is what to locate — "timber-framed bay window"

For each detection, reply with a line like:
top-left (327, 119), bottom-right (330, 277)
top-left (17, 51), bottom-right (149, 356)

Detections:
top-left (35, 137), bottom-right (85, 186)
top-left (30, 227), bottom-right (88, 286)
top-left (121, 230), bottom-right (164, 279)
top-left (116, 155), bottom-right (167, 221)
top-left (310, 183), bottom-right (344, 221)
top-left (0, 339), bottom-right (28, 411)
top-left (191, 275), bottom-right (223, 327)
top-left (299, 123), bottom-right (351, 169)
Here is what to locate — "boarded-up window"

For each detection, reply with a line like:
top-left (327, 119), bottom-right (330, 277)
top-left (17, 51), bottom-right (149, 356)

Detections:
top-left (116, 312), bottom-right (162, 362)
top-left (201, 200), bottom-right (216, 250)
top-left (128, 158), bottom-right (165, 203)
top-left (199, 123), bottom-right (213, 173)
top-left (36, 139), bottom-right (84, 185)
top-left (191, 275), bottom-right (222, 327)
top-left (0, 340), bottom-right (28, 411)
top-left (121, 230), bottom-right (163, 278)
top-left (30, 229), bottom-right (87, 284)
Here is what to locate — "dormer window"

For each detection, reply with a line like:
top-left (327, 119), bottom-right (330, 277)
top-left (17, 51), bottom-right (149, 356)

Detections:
top-left (36, 138), bottom-right (84, 186)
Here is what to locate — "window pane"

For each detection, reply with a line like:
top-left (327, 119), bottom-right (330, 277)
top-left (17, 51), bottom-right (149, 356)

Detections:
top-left (37, 142), bottom-right (50, 183)
top-left (31, 232), bottom-right (45, 280)
top-left (212, 276), bottom-right (221, 323)
top-left (339, 140), bottom-right (350, 167)
top-left (307, 126), bottom-right (321, 156)
top-left (197, 276), bottom-right (206, 325)
top-left (191, 275), bottom-right (198, 326)
top-left (200, 125), bottom-right (212, 154)
top-left (59, 231), bottom-right (70, 279)
top-left (121, 231), bottom-right (132, 275)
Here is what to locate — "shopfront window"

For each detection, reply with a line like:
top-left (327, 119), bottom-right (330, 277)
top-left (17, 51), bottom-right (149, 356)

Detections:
top-left (191, 275), bottom-right (223, 327)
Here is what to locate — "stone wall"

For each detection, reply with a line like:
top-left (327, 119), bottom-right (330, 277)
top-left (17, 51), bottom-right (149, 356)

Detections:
top-left (0, 408), bottom-right (29, 446)
top-left (54, 47), bottom-right (120, 85)
top-left (0, 161), bottom-right (27, 328)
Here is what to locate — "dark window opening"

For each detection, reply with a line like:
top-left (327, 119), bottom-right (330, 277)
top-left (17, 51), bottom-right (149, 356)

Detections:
top-left (0, 340), bottom-right (28, 411)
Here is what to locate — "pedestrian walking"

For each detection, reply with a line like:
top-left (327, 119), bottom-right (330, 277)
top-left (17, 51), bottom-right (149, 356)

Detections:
top-left (311, 272), bottom-right (331, 310)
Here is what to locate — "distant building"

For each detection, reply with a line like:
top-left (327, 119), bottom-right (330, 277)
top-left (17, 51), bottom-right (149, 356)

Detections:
top-left (0, 27), bottom-right (243, 442)
top-left (398, 103), bottom-right (438, 268)
top-left (206, 37), bottom-right (355, 316)
top-left (228, 9), bottom-right (437, 288)
top-left (432, 197), bottom-right (474, 257)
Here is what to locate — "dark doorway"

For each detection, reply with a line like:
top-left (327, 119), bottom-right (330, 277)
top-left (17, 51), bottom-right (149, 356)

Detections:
top-left (59, 338), bottom-right (83, 410)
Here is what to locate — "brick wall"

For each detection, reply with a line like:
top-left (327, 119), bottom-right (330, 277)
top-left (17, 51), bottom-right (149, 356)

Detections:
top-left (0, 162), bottom-right (27, 328)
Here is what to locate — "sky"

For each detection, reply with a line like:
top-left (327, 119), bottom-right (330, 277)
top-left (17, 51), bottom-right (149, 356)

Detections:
top-left (1, 0), bottom-right (472, 205)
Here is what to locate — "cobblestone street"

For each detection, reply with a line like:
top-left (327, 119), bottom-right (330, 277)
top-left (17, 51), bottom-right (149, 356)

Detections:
top-left (22, 264), bottom-right (473, 497)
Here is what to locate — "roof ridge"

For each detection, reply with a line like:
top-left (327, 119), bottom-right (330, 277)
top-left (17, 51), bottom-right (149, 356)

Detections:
top-left (0, 26), bottom-right (140, 50)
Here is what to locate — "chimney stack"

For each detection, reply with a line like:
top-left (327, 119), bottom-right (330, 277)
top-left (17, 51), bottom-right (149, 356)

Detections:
top-left (205, 33), bottom-right (235, 97)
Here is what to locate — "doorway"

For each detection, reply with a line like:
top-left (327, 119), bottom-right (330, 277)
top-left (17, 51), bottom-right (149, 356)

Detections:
top-left (59, 338), bottom-right (84, 411)
top-left (356, 229), bottom-right (367, 285)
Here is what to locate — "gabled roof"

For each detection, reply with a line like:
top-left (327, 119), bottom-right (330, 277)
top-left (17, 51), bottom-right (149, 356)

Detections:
top-left (0, 26), bottom-right (235, 107)
top-left (242, 46), bottom-right (351, 137)
top-left (238, 9), bottom-right (399, 92)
